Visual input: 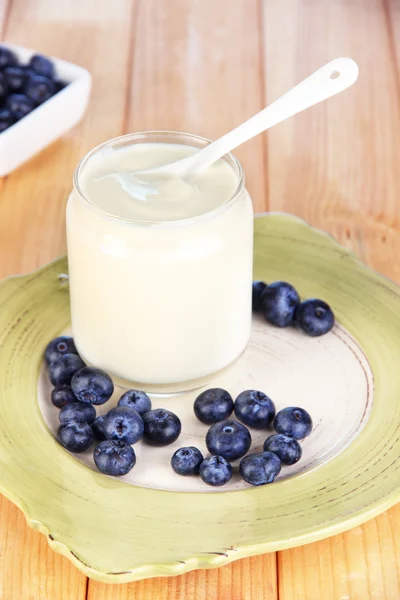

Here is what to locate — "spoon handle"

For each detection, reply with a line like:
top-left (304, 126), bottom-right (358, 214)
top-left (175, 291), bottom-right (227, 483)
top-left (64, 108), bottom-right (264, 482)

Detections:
top-left (176, 57), bottom-right (358, 175)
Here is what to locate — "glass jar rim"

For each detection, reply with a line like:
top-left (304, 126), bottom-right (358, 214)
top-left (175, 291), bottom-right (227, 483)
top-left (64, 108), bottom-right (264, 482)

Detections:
top-left (73, 130), bottom-right (245, 227)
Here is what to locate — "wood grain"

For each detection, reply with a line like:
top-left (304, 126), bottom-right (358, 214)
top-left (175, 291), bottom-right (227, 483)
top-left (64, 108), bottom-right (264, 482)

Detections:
top-left (262, 1), bottom-right (400, 599)
top-left (88, 555), bottom-right (277, 600)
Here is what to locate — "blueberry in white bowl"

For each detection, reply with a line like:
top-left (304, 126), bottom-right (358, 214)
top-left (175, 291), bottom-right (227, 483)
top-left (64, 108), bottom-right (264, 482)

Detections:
top-left (92, 415), bottom-right (107, 441)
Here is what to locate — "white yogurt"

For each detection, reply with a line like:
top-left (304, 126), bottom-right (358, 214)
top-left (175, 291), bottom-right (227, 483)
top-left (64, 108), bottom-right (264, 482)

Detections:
top-left (66, 133), bottom-right (253, 391)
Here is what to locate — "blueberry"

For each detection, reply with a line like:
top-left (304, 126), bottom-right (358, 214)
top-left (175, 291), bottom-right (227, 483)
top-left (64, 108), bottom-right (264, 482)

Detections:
top-left (92, 415), bottom-right (107, 441)
top-left (295, 298), bottom-right (335, 337)
top-left (142, 409), bottom-right (181, 446)
top-left (45, 336), bottom-right (78, 366)
top-left (59, 401), bottom-right (96, 425)
top-left (25, 74), bottom-right (55, 105)
top-left (118, 389), bottom-right (151, 416)
top-left (58, 421), bottom-right (94, 453)
top-left (6, 93), bottom-right (35, 120)
top-left (0, 72), bottom-right (8, 99)
top-left (194, 388), bottom-right (234, 424)
top-left (234, 390), bottom-right (276, 429)
top-left (171, 446), bottom-right (204, 476)
top-left (0, 46), bottom-right (17, 69)
top-left (71, 367), bottom-right (114, 405)
top-left (4, 66), bottom-right (25, 92)
top-left (199, 455), bottom-right (232, 486)
top-left (54, 79), bottom-right (67, 92)
top-left (29, 54), bottom-right (55, 78)
top-left (49, 354), bottom-right (86, 386)
top-left (94, 440), bottom-right (136, 476)
top-left (252, 280), bottom-right (267, 312)
top-left (0, 109), bottom-right (14, 133)
top-left (274, 407), bottom-right (313, 440)
top-left (51, 384), bottom-right (76, 408)
top-left (263, 434), bottom-right (302, 465)
top-left (239, 452), bottom-right (282, 486)
top-left (103, 406), bottom-right (144, 444)
top-left (261, 281), bottom-right (300, 327)
top-left (206, 420), bottom-right (251, 461)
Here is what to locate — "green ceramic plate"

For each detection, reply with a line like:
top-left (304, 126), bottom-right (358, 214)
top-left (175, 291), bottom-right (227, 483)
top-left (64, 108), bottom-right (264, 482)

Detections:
top-left (0, 213), bottom-right (400, 584)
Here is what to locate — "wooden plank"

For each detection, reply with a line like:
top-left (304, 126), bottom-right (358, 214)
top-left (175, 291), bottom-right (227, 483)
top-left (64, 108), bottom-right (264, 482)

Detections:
top-left (262, 0), bottom-right (400, 277)
top-left (262, 1), bottom-right (400, 599)
top-left (128, 0), bottom-right (268, 212)
top-left (0, 0), bottom-right (133, 597)
top-left (88, 555), bottom-right (277, 600)
top-left (89, 0), bottom-right (275, 596)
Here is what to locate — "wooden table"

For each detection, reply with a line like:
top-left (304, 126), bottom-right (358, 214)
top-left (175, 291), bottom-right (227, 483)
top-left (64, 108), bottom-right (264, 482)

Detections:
top-left (1, 0), bottom-right (400, 598)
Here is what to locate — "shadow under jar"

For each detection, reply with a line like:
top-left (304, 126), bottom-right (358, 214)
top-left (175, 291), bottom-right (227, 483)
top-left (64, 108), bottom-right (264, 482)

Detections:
top-left (66, 131), bottom-right (254, 394)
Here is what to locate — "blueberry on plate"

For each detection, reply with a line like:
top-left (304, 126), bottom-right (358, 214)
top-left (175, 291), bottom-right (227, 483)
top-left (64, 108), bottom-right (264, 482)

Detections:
top-left (51, 384), bottom-right (76, 409)
top-left (0, 46), bottom-right (17, 69)
top-left (59, 401), bottom-right (96, 425)
top-left (295, 298), bottom-right (335, 337)
top-left (45, 336), bottom-right (78, 366)
top-left (29, 53), bottom-right (55, 78)
top-left (263, 433), bottom-right (302, 465)
top-left (4, 66), bottom-right (25, 92)
top-left (25, 74), bottom-right (55, 105)
top-left (58, 421), bottom-right (94, 453)
top-left (0, 109), bottom-right (14, 133)
top-left (234, 389), bottom-right (276, 429)
top-left (118, 389), bottom-right (151, 415)
top-left (261, 281), bottom-right (300, 327)
top-left (274, 407), bottom-right (313, 440)
top-left (206, 420), bottom-right (251, 461)
top-left (252, 280), bottom-right (267, 312)
top-left (103, 406), bottom-right (144, 444)
top-left (6, 93), bottom-right (35, 120)
top-left (194, 388), bottom-right (234, 424)
top-left (71, 367), bottom-right (114, 405)
top-left (171, 446), bottom-right (204, 476)
top-left (94, 440), bottom-right (136, 476)
top-left (92, 415), bottom-right (107, 441)
top-left (199, 455), bottom-right (232, 486)
top-left (240, 451), bottom-right (281, 486)
top-left (142, 409), bottom-right (181, 446)
top-left (0, 72), bottom-right (8, 99)
top-left (54, 79), bottom-right (67, 92)
top-left (49, 353), bottom-right (86, 386)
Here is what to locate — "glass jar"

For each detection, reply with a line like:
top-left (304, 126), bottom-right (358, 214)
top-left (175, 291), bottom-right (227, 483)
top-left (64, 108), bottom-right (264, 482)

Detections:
top-left (66, 131), bottom-right (253, 393)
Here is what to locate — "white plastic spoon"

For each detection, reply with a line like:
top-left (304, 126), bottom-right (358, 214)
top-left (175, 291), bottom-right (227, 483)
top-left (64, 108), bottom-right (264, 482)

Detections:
top-left (139, 57), bottom-right (359, 178)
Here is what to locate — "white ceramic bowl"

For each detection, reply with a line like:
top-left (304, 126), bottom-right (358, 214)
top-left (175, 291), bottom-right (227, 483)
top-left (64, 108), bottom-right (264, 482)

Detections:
top-left (0, 43), bottom-right (92, 176)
